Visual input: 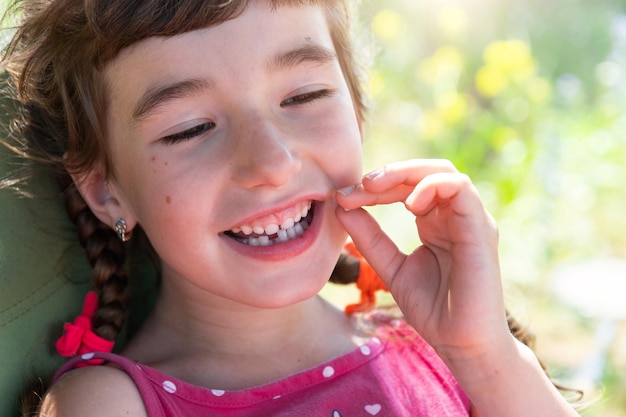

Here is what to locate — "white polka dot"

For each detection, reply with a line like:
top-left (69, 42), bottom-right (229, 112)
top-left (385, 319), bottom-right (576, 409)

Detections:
top-left (211, 389), bottom-right (225, 397)
top-left (81, 352), bottom-right (95, 361)
top-left (365, 404), bottom-right (382, 415)
top-left (273, 395), bottom-right (282, 400)
top-left (360, 345), bottom-right (371, 356)
top-left (372, 337), bottom-right (381, 345)
top-left (162, 380), bottom-right (177, 394)
top-left (322, 366), bottom-right (335, 378)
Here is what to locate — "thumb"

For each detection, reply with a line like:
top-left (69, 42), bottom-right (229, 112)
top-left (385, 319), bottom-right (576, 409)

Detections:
top-left (335, 206), bottom-right (405, 288)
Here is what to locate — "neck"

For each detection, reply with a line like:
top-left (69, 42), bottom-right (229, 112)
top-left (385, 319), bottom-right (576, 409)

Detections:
top-left (123, 274), bottom-right (362, 389)
top-left (157, 285), bottom-right (337, 356)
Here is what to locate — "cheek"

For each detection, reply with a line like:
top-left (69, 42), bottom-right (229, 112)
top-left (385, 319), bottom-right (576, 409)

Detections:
top-left (318, 118), bottom-right (363, 186)
top-left (117, 157), bottom-right (185, 223)
top-left (129, 157), bottom-right (226, 230)
top-left (133, 186), bottom-right (203, 254)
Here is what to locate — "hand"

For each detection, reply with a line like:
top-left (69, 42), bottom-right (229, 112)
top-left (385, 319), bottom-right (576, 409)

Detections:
top-left (335, 159), bottom-right (510, 361)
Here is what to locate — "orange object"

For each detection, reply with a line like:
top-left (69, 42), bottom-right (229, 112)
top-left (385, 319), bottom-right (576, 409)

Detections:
top-left (343, 242), bottom-right (389, 314)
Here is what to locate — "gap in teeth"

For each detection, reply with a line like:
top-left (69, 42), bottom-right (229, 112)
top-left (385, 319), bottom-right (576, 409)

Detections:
top-left (232, 201), bottom-right (312, 237)
top-left (246, 217), bottom-right (309, 247)
top-left (234, 202), bottom-right (313, 247)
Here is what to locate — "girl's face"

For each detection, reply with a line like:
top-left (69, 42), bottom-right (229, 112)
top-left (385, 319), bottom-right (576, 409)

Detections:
top-left (99, 1), bottom-right (362, 308)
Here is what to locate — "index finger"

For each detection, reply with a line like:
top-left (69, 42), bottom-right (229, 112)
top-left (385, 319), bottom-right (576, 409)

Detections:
top-left (362, 159), bottom-right (458, 193)
top-left (336, 159), bottom-right (458, 210)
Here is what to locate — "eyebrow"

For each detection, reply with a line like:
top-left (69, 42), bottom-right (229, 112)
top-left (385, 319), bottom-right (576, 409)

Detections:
top-left (131, 44), bottom-right (336, 121)
top-left (267, 44), bottom-right (337, 72)
top-left (132, 78), bottom-right (213, 121)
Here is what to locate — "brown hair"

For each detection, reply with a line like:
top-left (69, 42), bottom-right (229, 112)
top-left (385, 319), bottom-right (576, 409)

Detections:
top-left (3, 0), bottom-right (366, 338)
top-left (2, 1), bottom-right (365, 414)
top-left (4, 0), bottom-right (365, 177)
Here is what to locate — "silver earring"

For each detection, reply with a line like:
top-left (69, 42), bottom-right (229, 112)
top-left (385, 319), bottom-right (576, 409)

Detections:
top-left (114, 219), bottom-right (132, 242)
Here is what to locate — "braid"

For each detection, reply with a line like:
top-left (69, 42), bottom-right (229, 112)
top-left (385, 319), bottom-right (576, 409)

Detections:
top-left (16, 175), bottom-right (131, 416)
top-left (58, 172), bottom-right (130, 341)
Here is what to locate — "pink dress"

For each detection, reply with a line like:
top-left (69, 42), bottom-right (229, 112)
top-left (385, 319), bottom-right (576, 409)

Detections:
top-left (54, 319), bottom-right (470, 416)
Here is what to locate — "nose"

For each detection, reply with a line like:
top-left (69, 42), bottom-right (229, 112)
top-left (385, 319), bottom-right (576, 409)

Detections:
top-left (230, 112), bottom-right (302, 189)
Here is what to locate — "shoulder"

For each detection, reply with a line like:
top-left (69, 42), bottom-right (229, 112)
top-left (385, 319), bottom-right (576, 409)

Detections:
top-left (39, 365), bottom-right (147, 417)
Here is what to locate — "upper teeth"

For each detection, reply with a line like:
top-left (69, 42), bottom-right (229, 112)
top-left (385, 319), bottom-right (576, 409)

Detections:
top-left (230, 201), bottom-right (312, 247)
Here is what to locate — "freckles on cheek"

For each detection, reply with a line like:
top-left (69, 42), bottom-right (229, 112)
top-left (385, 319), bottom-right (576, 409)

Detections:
top-left (148, 155), bottom-right (174, 205)
top-left (149, 155), bottom-right (170, 166)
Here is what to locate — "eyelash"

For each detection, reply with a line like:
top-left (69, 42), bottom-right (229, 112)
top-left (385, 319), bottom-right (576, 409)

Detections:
top-left (160, 122), bottom-right (216, 145)
top-left (280, 89), bottom-right (333, 107)
top-left (158, 90), bottom-right (331, 145)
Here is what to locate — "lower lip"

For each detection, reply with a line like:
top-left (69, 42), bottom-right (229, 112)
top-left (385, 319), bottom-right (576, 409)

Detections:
top-left (220, 202), bottom-right (324, 262)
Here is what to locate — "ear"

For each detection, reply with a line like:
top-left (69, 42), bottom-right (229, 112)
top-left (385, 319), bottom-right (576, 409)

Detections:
top-left (70, 168), bottom-right (137, 233)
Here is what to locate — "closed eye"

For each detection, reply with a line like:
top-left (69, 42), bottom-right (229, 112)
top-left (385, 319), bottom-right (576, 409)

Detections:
top-left (160, 122), bottom-right (216, 145)
top-left (280, 89), bottom-right (333, 107)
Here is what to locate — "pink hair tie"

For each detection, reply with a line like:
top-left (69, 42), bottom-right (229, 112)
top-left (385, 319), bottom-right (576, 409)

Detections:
top-left (55, 291), bottom-right (114, 366)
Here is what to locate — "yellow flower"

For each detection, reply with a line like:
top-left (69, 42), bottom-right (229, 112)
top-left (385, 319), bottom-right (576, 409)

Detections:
top-left (476, 40), bottom-right (539, 98)
top-left (476, 66), bottom-right (509, 97)
top-left (484, 40), bottom-right (536, 81)
top-left (372, 9), bottom-right (406, 41)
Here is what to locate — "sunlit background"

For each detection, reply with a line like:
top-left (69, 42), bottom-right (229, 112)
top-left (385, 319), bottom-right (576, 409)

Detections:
top-left (1, 0), bottom-right (625, 415)
top-left (338, 0), bottom-right (626, 415)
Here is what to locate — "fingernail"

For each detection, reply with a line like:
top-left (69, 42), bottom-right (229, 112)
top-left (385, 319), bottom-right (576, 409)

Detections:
top-left (364, 168), bottom-right (383, 181)
top-left (337, 184), bottom-right (357, 196)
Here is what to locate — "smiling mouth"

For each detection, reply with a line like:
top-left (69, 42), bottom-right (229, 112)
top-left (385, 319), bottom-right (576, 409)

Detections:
top-left (224, 201), bottom-right (316, 247)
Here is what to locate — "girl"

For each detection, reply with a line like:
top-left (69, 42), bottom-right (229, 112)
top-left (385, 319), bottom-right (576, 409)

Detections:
top-left (2, 0), bottom-right (579, 416)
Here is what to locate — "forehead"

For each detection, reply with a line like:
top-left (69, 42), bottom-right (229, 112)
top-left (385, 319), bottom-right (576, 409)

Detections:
top-left (104, 0), bottom-right (330, 73)
top-left (102, 2), bottom-right (333, 105)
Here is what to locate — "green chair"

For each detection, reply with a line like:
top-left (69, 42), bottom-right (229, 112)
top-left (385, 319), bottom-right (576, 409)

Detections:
top-left (0, 84), bottom-right (156, 417)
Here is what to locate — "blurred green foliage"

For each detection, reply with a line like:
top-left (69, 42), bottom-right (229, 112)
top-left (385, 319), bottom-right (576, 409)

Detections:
top-left (359, 0), bottom-right (626, 280)
top-left (357, 1), bottom-right (626, 415)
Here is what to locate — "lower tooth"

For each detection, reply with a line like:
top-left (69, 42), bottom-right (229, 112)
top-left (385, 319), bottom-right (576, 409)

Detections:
top-left (278, 229), bottom-right (288, 242)
top-left (258, 236), bottom-right (270, 246)
top-left (294, 223), bottom-right (304, 236)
